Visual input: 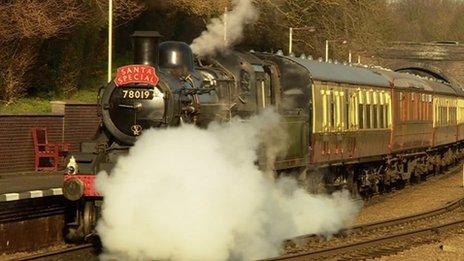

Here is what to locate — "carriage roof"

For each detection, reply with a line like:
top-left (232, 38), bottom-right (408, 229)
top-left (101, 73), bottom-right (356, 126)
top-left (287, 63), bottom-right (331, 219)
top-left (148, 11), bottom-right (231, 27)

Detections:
top-left (281, 55), bottom-right (463, 97)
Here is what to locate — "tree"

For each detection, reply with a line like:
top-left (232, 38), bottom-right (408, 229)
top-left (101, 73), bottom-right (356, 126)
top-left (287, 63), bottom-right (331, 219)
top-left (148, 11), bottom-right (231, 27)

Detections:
top-left (246, 0), bottom-right (391, 60)
top-left (0, 0), bottom-right (144, 104)
top-left (385, 0), bottom-right (464, 42)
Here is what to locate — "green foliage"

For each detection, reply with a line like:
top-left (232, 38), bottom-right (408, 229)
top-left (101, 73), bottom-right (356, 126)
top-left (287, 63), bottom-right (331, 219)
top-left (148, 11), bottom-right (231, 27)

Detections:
top-left (386, 0), bottom-right (464, 42)
top-left (0, 51), bottom-right (131, 113)
top-left (3, 0), bottom-right (464, 113)
top-left (0, 88), bottom-right (99, 113)
top-left (70, 89), bottom-right (99, 103)
top-left (0, 98), bottom-right (52, 113)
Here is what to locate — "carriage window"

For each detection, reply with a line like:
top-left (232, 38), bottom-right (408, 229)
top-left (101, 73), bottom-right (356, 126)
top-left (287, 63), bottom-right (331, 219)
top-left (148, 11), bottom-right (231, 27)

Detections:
top-left (374, 92), bottom-right (380, 128)
top-left (380, 92), bottom-right (385, 128)
top-left (379, 105), bottom-right (384, 128)
top-left (400, 92), bottom-right (407, 121)
top-left (357, 91), bottom-right (363, 129)
top-left (446, 101), bottom-right (450, 124)
top-left (353, 94), bottom-right (358, 129)
top-left (418, 97), bottom-right (422, 121)
top-left (386, 104), bottom-right (390, 127)
top-left (437, 98), bottom-right (448, 126)
top-left (410, 93), bottom-right (414, 120)
top-left (345, 90), bottom-right (349, 130)
top-left (336, 91), bottom-right (343, 130)
top-left (358, 104), bottom-right (364, 129)
top-left (322, 90), bottom-right (328, 130)
top-left (367, 91), bottom-right (373, 129)
top-left (451, 106), bottom-right (457, 124)
top-left (366, 105), bottom-right (371, 129)
top-left (329, 90), bottom-right (335, 129)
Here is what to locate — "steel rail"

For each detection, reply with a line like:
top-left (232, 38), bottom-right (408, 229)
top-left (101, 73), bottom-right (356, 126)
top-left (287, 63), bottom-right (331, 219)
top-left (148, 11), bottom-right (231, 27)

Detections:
top-left (14, 243), bottom-right (94, 261)
top-left (286, 196), bottom-right (464, 247)
top-left (280, 163), bottom-right (464, 250)
top-left (0, 196), bottom-right (67, 223)
top-left (263, 219), bottom-right (464, 260)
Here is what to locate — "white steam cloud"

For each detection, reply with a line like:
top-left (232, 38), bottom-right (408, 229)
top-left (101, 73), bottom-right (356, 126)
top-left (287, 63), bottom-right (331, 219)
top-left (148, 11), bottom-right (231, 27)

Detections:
top-left (190, 0), bottom-right (258, 57)
top-left (95, 110), bottom-right (360, 260)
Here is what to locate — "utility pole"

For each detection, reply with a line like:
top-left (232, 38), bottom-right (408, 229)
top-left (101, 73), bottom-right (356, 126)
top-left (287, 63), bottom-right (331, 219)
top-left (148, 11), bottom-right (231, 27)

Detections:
top-left (326, 39), bottom-right (348, 62)
top-left (108, 0), bottom-right (113, 83)
top-left (288, 26), bottom-right (315, 55)
top-left (325, 40), bottom-right (329, 62)
top-left (224, 7), bottom-right (228, 47)
top-left (288, 27), bottom-right (293, 55)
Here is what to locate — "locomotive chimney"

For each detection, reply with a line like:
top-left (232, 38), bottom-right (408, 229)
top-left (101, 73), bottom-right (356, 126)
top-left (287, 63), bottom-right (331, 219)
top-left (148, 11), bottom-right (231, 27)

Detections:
top-left (131, 31), bottom-right (162, 66)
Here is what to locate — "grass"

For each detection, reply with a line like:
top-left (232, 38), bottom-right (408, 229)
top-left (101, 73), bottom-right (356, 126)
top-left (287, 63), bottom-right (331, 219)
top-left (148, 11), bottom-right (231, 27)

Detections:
top-left (0, 98), bottom-right (54, 113)
top-left (71, 89), bottom-right (99, 103)
top-left (0, 54), bottom-right (131, 114)
top-left (0, 88), bottom-right (99, 114)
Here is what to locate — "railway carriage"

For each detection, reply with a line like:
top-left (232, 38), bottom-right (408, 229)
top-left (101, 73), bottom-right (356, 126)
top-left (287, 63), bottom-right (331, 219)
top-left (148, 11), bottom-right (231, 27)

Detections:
top-left (62, 31), bottom-right (464, 241)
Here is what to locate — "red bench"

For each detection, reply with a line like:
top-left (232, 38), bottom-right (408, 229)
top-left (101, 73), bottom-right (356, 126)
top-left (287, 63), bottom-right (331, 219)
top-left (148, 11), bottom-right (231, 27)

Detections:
top-left (31, 127), bottom-right (70, 171)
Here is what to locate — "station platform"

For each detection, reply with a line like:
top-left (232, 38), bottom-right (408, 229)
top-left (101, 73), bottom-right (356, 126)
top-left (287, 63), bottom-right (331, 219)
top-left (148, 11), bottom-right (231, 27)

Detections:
top-left (0, 171), bottom-right (63, 202)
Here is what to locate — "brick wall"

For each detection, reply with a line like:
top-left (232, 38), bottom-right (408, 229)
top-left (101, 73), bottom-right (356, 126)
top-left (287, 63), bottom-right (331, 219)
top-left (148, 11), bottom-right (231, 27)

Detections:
top-left (367, 42), bottom-right (464, 86)
top-left (0, 102), bottom-right (99, 174)
top-left (63, 103), bottom-right (100, 152)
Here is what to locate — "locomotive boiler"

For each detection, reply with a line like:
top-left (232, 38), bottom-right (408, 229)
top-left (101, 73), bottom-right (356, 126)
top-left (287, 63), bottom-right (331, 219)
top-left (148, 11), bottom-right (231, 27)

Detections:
top-left (62, 31), bottom-right (464, 241)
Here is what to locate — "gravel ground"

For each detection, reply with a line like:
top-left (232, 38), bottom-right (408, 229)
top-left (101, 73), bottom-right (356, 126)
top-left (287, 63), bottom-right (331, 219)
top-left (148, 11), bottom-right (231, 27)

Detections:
top-left (0, 243), bottom-right (68, 260)
top-left (356, 167), bottom-right (464, 225)
top-left (1, 243), bottom-right (98, 261)
top-left (354, 167), bottom-right (464, 260)
top-left (372, 229), bottom-right (464, 260)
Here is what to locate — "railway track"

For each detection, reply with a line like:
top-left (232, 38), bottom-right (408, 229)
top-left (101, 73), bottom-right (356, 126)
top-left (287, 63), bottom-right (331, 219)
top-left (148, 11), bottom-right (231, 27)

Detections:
top-left (0, 196), bottom-right (68, 256)
top-left (0, 196), bottom-right (67, 223)
top-left (266, 219), bottom-right (464, 260)
top-left (13, 243), bottom-right (95, 261)
top-left (263, 197), bottom-right (464, 260)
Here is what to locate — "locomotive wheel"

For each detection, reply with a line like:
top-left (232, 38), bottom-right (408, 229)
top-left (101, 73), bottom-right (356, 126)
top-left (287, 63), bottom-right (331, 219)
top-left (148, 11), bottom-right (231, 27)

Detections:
top-left (65, 200), bottom-right (97, 242)
top-left (65, 201), bottom-right (86, 242)
top-left (81, 201), bottom-right (97, 237)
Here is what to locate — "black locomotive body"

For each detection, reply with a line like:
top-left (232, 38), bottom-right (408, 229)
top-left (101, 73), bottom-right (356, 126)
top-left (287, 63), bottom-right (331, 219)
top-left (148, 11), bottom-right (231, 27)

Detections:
top-left (62, 31), bottom-right (464, 240)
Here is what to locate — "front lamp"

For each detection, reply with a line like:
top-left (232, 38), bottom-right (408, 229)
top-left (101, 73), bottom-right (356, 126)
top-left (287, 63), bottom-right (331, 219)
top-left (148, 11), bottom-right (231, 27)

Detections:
top-left (66, 155), bottom-right (78, 175)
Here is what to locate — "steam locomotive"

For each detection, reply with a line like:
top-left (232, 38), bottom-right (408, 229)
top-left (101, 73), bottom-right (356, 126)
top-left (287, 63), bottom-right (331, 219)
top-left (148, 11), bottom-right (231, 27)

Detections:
top-left (62, 31), bottom-right (464, 240)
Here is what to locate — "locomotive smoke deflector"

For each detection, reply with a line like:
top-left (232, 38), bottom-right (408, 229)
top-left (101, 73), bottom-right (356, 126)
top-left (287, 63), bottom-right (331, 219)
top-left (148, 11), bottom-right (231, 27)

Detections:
top-left (131, 31), bottom-right (162, 66)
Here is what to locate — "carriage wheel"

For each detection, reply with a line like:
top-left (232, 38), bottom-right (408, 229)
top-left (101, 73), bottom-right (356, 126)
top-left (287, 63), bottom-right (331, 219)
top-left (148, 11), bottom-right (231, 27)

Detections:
top-left (301, 168), bottom-right (327, 194)
top-left (347, 171), bottom-right (360, 199)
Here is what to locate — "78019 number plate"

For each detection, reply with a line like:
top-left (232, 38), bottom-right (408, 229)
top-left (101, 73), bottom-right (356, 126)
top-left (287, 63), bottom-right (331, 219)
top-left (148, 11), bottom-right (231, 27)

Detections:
top-left (121, 89), bottom-right (154, 99)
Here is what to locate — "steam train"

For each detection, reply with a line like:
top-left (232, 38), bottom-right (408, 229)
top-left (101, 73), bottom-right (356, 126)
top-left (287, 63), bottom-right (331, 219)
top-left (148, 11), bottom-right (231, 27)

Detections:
top-left (62, 31), bottom-right (464, 240)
